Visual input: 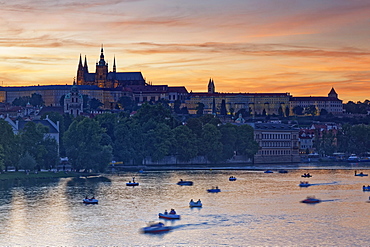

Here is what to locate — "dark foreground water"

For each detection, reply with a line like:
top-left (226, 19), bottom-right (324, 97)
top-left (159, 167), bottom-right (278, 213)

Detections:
top-left (0, 165), bottom-right (370, 246)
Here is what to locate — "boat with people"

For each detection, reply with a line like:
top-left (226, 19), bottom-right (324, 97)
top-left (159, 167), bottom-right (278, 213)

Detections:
top-left (264, 170), bottom-right (273, 173)
top-left (207, 187), bottom-right (221, 193)
top-left (189, 199), bottom-right (202, 207)
top-left (355, 171), bottom-right (368, 177)
top-left (141, 222), bottom-right (172, 234)
top-left (159, 209), bottom-right (180, 220)
top-left (301, 173), bottom-right (312, 178)
top-left (299, 181), bottom-right (311, 187)
top-left (126, 177), bottom-right (139, 186)
top-left (363, 185), bottom-right (370, 191)
top-left (278, 170), bottom-right (288, 173)
top-left (229, 176), bottom-right (237, 181)
top-left (177, 179), bottom-right (193, 186)
top-left (83, 197), bottom-right (98, 204)
top-left (301, 196), bottom-right (321, 204)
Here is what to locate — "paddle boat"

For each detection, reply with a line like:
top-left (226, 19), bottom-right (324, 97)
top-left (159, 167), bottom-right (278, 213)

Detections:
top-left (141, 222), bottom-right (172, 234)
top-left (264, 170), bottom-right (273, 173)
top-left (229, 176), bottom-right (237, 181)
top-left (355, 171), bottom-right (368, 177)
top-left (301, 173), bottom-right (312, 178)
top-left (189, 199), bottom-right (202, 207)
top-left (301, 196), bottom-right (321, 204)
top-left (278, 170), bottom-right (288, 173)
top-left (83, 197), bottom-right (98, 204)
top-left (159, 209), bottom-right (180, 219)
top-left (177, 179), bottom-right (193, 186)
top-left (299, 181), bottom-right (311, 187)
top-left (207, 187), bottom-right (221, 193)
top-left (363, 185), bottom-right (370, 191)
top-left (126, 181), bottom-right (139, 186)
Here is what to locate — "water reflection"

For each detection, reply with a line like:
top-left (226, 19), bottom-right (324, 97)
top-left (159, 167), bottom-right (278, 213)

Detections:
top-left (0, 169), bottom-right (369, 245)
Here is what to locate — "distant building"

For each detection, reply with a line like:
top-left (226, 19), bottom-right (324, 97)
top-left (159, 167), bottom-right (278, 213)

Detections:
top-left (290, 88), bottom-right (343, 115)
top-left (252, 122), bottom-right (300, 163)
top-left (186, 79), bottom-right (291, 115)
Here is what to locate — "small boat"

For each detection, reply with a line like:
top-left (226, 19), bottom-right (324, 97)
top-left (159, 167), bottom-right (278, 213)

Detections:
top-left (301, 173), bottom-right (312, 178)
top-left (229, 176), bottom-right (237, 181)
top-left (264, 170), bottom-right (273, 173)
top-left (142, 222), bottom-right (172, 234)
top-left (83, 198), bottom-right (98, 204)
top-left (278, 170), bottom-right (288, 173)
top-left (189, 200), bottom-right (202, 207)
top-left (301, 196), bottom-right (321, 204)
top-left (363, 186), bottom-right (370, 191)
top-left (348, 154), bottom-right (360, 162)
top-left (299, 181), bottom-right (311, 187)
top-left (207, 188), bottom-right (221, 193)
top-left (355, 171), bottom-right (368, 177)
top-left (126, 182), bottom-right (139, 186)
top-left (177, 180), bottom-right (193, 186)
top-left (158, 213), bottom-right (180, 220)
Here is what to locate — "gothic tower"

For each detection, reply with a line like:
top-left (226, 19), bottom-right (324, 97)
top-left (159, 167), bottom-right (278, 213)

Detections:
top-left (76, 54), bottom-right (85, 85)
top-left (95, 45), bottom-right (108, 88)
top-left (208, 78), bottom-right (215, 94)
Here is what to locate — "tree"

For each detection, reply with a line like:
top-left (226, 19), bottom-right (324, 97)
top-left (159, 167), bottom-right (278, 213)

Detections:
top-left (278, 106), bottom-right (284, 117)
top-left (63, 117), bottom-right (112, 172)
top-left (199, 124), bottom-right (223, 163)
top-left (29, 93), bottom-right (45, 106)
top-left (285, 106), bottom-right (290, 117)
top-left (18, 152), bottom-right (36, 172)
top-left (220, 100), bottom-right (227, 116)
top-left (59, 95), bottom-right (65, 107)
top-left (171, 125), bottom-right (198, 162)
top-left (118, 96), bottom-right (134, 111)
top-left (219, 124), bottom-right (237, 161)
top-left (12, 96), bottom-right (30, 107)
top-left (320, 108), bottom-right (328, 116)
top-left (0, 119), bottom-right (19, 171)
top-left (145, 123), bottom-right (174, 162)
top-left (235, 124), bottom-right (259, 159)
top-left (305, 105), bottom-right (317, 116)
top-left (173, 100), bottom-right (182, 114)
top-left (293, 106), bottom-right (304, 115)
top-left (229, 107), bottom-right (235, 117)
top-left (196, 102), bottom-right (204, 116)
top-left (89, 98), bottom-right (103, 110)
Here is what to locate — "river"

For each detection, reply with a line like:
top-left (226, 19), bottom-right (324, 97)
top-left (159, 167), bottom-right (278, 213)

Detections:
top-left (0, 165), bottom-right (369, 246)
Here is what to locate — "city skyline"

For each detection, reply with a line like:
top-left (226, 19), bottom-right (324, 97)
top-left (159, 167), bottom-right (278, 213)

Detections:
top-left (1, 0), bottom-right (370, 102)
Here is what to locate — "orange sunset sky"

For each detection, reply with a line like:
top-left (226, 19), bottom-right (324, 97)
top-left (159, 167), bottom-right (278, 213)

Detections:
top-left (1, 0), bottom-right (370, 102)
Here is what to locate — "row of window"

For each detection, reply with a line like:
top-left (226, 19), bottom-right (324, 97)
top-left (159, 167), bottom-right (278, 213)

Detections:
top-left (257, 134), bottom-right (293, 140)
top-left (261, 141), bottom-right (292, 147)
top-left (259, 150), bottom-right (292, 155)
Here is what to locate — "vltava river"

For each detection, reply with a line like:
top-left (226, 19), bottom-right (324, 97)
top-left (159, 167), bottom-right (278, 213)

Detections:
top-left (0, 167), bottom-right (369, 246)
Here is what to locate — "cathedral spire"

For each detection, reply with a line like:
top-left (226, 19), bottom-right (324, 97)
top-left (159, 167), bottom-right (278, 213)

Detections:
top-left (78, 54), bottom-right (83, 67)
top-left (84, 55), bottom-right (89, 73)
top-left (99, 44), bottom-right (105, 65)
top-left (113, 55), bottom-right (116, 73)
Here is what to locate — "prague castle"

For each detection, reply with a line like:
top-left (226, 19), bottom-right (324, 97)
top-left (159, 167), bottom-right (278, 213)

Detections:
top-left (76, 46), bottom-right (146, 88)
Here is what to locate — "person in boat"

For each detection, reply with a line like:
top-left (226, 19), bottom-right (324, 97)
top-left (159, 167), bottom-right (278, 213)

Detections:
top-left (197, 199), bottom-right (201, 203)
top-left (85, 196), bottom-right (88, 199)
top-left (169, 209), bottom-right (176, 214)
top-left (164, 210), bottom-right (168, 215)
top-left (180, 179), bottom-right (183, 182)
top-left (91, 196), bottom-right (95, 199)
top-left (216, 186), bottom-right (218, 189)
top-left (190, 199), bottom-right (194, 203)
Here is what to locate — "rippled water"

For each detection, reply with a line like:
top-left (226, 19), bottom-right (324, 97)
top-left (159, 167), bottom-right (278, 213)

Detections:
top-left (0, 167), bottom-right (370, 246)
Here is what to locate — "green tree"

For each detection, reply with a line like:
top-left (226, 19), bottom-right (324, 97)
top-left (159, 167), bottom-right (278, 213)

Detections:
top-left (173, 99), bottom-right (182, 114)
top-left (199, 124), bottom-right (223, 163)
top-left (29, 93), bottom-right (45, 106)
top-left (219, 124), bottom-right (237, 161)
top-left (89, 98), bottom-right (103, 110)
top-left (63, 117), bottom-right (112, 172)
top-left (285, 106), bottom-right (290, 117)
top-left (145, 123), bottom-right (174, 162)
top-left (186, 118), bottom-right (203, 137)
top-left (0, 119), bottom-right (19, 171)
top-left (196, 102), bottom-right (204, 116)
top-left (220, 100), bottom-right (227, 116)
top-left (171, 125), bottom-right (198, 162)
top-left (18, 152), bottom-right (36, 171)
top-left (293, 106), bottom-right (304, 115)
top-left (305, 105), bottom-right (317, 116)
top-left (278, 106), bottom-right (284, 117)
top-left (235, 124), bottom-right (259, 159)
top-left (118, 96), bottom-right (134, 111)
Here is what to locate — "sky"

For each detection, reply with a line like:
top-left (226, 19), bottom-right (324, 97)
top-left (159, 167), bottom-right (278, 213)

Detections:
top-left (1, 0), bottom-right (370, 102)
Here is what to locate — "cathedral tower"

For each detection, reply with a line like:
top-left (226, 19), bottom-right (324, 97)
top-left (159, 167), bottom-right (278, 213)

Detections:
top-left (208, 78), bottom-right (215, 94)
top-left (76, 54), bottom-right (85, 85)
top-left (95, 45), bottom-right (108, 88)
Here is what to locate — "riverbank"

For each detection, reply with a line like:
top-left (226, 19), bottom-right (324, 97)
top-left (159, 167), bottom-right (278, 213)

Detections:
top-left (0, 171), bottom-right (98, 181)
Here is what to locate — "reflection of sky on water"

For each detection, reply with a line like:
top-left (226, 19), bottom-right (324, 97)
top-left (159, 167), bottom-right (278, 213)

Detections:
top-left (0, 169), bottom-right (369, 245)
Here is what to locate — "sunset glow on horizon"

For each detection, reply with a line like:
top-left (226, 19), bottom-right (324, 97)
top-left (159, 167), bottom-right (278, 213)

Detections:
top-left (1, 0), bottom-right (370, 102)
